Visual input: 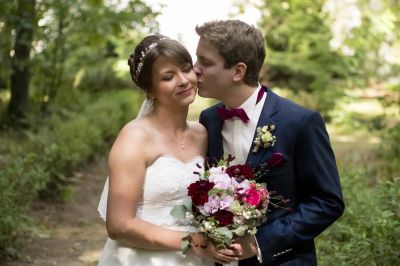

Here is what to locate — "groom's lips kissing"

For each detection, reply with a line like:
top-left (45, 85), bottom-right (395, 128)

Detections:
top-left (197, 81), bottom-right (204, 90)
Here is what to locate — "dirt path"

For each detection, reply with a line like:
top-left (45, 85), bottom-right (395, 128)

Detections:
top-left (4, 133), bottom-right (380, 266)
top-left (5, 158), bottom-right (109, 266)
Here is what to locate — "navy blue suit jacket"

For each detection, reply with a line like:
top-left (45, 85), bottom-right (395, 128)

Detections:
top-left (199, 87), bottom-right (344, 265)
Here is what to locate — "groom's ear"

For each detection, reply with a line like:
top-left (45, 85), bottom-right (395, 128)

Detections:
top-left (232, 62), bottom-right (247, 82)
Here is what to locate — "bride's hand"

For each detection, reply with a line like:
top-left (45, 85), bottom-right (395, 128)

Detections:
top-left (189, 233), bottom-right (239, 264)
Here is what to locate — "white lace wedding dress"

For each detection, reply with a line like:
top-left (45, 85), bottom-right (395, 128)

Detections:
top-left (97, 154), bottom-right (213, 266)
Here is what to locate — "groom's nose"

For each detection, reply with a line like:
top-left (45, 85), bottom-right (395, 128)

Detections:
top-left (193, 61), bottom-right (201, 75)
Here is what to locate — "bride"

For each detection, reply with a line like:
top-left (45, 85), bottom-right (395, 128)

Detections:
top-left (97, 35), bottom-right (238, 266)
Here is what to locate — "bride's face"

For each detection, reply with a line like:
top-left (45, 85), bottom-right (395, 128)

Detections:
top-left (150, 55), bottom-right (197, 108)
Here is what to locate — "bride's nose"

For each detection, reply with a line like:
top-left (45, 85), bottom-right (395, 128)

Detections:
top-left (177, 71), bottom-right (190, 87)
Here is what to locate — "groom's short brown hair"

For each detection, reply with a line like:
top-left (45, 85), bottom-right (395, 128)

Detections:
top-left (195, 19), bottom-right (266, 86)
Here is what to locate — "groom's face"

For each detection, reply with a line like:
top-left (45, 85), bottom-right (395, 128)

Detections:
top-left (194, 38), bottom-right (235, 101)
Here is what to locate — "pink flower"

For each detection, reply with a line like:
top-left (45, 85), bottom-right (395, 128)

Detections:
top-left (243, 189), bottom-right (261, 206)
top-left (203, 196), bottom-right (220, 214)
top-left (258, 188), bottom-right (270, 201)
top-left (203, 195), bottom-right (235, 214)
top-left (219, 195), bottom-right (234, 210)
top-left (233, 179), bottom-right (251, 194)
top-left (208, 170), bottom-right (233, 190)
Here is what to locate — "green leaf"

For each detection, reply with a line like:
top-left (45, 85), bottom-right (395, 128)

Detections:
top-left (208, 188), bottom-right (224, 196)
top-left (182, 198), bottom-right (192, 210)
top-left (233, 226), bottom-right (247, 237)
top-left (217, 227), bottom-right (233, 238)
top-left (179, 232), bottom-right (191, 254)
top-left (170, 205), bottom-right (187, 220)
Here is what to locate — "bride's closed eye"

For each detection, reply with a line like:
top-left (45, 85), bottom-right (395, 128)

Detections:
top-left (161, 74), bottom-right (173, 81)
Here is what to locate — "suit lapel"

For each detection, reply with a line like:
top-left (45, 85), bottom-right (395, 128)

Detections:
top-left (246, 86), bottom-right (279, 167)
top-left (207, 104), bottom-right (224, 162)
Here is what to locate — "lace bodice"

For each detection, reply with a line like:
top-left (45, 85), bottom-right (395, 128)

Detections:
top-left (136, 155), bottom-right (203, 229)
top-left (98, 155), bottom-right (204, 229)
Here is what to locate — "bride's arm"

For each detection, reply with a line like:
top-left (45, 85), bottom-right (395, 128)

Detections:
top-left (105, 122), bottom-right (182, 251)
top-left (105, 122), bottom-right (239, 263)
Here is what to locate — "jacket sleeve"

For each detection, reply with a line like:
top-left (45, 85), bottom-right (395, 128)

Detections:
top-left (256, 111), bottom-right (345, 264)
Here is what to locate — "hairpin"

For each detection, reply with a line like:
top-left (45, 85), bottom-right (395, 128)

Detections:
top-left (134, 37), bottom-right (168, 82)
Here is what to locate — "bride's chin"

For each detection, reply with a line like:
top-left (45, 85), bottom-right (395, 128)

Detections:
top-left (185, 98), bottom-right (195, 106)
top-left (184, 91), bottom-right (196, 102)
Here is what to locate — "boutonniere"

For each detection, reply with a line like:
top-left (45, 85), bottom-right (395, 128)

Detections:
top-left (252, 124), bottom-right (276, 153)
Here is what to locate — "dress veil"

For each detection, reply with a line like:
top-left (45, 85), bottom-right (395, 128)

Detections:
top-left (97, 98), bottom-right (154, 221)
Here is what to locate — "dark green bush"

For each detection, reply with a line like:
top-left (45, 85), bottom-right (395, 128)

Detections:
top-left (316, 169), bottom-right (400, 265)
top-left (381, 122), bottom-right (400, 177)
top-left (0, 150), bottom-right (48, 258)
top-left (41, 90), bottom-right (141, 198)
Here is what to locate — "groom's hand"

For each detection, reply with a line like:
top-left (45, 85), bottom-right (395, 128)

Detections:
top-left (229, 233), bottom-right (258, 260)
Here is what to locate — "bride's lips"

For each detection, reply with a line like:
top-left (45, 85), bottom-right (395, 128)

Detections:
top-left (177, 87), bottom-right (194, 96)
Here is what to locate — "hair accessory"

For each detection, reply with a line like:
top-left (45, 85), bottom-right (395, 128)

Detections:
top-left (134, 37), bottom-right (168, 82)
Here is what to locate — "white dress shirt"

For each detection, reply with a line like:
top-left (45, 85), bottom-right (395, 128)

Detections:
top-left (222, 84), bottom-right (266, 263)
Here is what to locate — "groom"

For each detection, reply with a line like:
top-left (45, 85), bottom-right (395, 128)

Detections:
top-left (195, 20), bottom-right (344, 265)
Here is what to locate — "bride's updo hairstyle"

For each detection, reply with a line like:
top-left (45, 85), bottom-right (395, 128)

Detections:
top-left (128, 34), bottom-right (193, 93)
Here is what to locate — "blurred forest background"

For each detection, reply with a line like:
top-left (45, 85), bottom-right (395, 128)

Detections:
top-left (0, 0), bottom-right (399, 265)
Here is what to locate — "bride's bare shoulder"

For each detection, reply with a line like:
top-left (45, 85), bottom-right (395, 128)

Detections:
top-left (188, 121), bottom-right (207, 136)
top-left (188, 121), bottom-right (207, 153)
top-left (109, 117), bottom-right (153, 158)
top-left (120, 118), bottom-right (152, 140)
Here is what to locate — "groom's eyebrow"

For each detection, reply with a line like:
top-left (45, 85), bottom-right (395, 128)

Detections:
top-left (197, 55), bottom-right (209, 62)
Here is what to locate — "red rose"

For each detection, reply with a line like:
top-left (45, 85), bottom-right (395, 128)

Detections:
top-left (226, 164), bottom-right (254, 180)
top-left (213, 210), bottom-right (234, 226)
top-left (188, 180), bottom-right (214, 206)
top-left (243, 189), bottom-right (261, 206)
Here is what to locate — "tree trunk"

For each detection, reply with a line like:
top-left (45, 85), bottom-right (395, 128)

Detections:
top-left (41, 3), bottom-right (67, 112)
top-left (8, 0), bottom-right (35, 120)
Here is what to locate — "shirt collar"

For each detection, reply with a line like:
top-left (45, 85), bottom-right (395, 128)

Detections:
top-left (238, 84), bottom-right (262, 116)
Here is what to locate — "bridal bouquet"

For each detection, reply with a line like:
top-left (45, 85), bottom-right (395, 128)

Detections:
top-left (171, 153), bottom-right (287, 251)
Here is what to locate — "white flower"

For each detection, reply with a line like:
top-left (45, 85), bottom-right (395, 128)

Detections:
top-left (209, 166), bottom-right (225, 175)
top-left (261, 131), bottom-right (273, 143)
top-left (204, 221), bottom-right (212, 231)
top-left (185, 212), bottom-right (194, 220)
top-left (243, 211), bottom-right (252, 219)
top-left (233, 216), bottom-right (245, 225)
top-left (252, 124), bottom-right (276, 153)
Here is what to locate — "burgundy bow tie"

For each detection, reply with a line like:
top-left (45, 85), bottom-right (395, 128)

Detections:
top-left (217, 107), bottom-right (249, 123)
top-left (216, 87), bottom-right (265, 123)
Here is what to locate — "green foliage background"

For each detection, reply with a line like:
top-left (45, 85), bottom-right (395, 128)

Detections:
top-left (0, 0), bottom-right (399, 263)
top-left (0, 90), bottom-right (143, 257)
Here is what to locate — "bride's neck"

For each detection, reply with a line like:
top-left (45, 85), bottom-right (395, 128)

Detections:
top-left (151, 107), bottom-right (188, 130)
